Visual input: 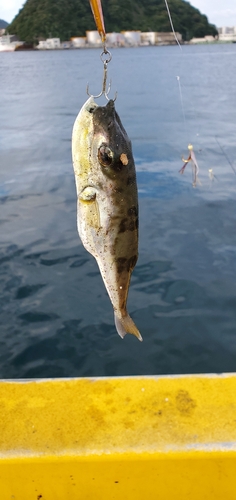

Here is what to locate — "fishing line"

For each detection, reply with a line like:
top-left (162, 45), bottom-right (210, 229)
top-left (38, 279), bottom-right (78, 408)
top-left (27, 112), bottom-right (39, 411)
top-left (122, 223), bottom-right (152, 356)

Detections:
top-left (164, 0), bottom-right (189, 141)
top-left (88, 0), bottom-right (115, 101)
top-left (164, 0), bottom-right (202, 184)
top-left (164, 0), bottom-right (182, 50)
top-left (176, 75), bottom-right (187, 134)
top-left (176, 73), bottom-right (200, 147)
top-left (164, 1), bottom-right (232, 186)
top-left (215, 136), bottom-right (236, 175)
top-left (165, 0), bottom-right (200, 142)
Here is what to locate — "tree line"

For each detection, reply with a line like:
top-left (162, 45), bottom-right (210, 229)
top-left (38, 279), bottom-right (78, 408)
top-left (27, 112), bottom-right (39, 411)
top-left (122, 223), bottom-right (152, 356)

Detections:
top-left (7, 0), bottom-right (218, 44)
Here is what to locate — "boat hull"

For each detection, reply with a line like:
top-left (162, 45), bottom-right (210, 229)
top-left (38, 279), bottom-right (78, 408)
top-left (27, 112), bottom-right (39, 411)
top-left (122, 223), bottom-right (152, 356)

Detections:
top-left (0, 374), bottom-right (236, 499)
top-left (0, 45), bottom-right (16, 51)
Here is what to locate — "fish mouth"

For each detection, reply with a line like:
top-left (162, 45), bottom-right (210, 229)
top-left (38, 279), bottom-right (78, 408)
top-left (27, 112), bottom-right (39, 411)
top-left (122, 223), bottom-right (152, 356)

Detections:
top-left (92, 99), bottom-right (116, 134)
top-left (84, 97), bottom-right (98, 115)
top-left (83, 98), bottom-right (115, 125)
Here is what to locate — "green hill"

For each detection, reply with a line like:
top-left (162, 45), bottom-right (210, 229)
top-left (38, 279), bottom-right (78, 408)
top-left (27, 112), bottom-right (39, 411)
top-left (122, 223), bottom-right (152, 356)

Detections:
top-left (0, 19), bottom-right (9, 29)
top-left (7, 0), bottom-right (218, 44)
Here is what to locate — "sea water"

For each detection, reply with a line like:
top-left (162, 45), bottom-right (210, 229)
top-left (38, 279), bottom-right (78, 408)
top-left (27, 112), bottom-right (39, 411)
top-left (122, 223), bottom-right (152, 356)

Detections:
top-left (0, 43), bottom-right (236, 378)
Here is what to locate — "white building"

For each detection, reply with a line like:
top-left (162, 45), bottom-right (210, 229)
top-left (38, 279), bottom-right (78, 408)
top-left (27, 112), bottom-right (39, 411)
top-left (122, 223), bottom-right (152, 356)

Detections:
top-left (218, 26), bottom-right (236, 42)
top-left (86, 31), bottom-right (102, 46)
top-left (155, 32), bottom-right (182, 45)
top-left (190, 35), bottom-right (215, 44)
top-left (37, 40), bottom-right (47, 49)
top-left (47, 38), bottom-right (60, 49)
top-left (122, 31), bottom-right (141, 46)
top-left (37, 38), bottom-right (61, 49)
top-left (71, 37), bottom-right (86, 48)
top-left (106, 32), bottom-right (125, 46)
top-left (140, 32), bottom-right (156, 45)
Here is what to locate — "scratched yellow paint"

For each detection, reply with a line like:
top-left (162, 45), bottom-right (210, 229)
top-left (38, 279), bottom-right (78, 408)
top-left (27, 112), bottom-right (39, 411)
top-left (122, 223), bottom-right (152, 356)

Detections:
top-left (0, 374), bottom-right (236, 499)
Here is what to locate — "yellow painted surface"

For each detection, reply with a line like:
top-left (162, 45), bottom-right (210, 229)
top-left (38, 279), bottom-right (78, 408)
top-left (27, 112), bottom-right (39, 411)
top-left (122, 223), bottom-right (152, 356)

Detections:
top-left (0, 374), bottom-right (236, 499)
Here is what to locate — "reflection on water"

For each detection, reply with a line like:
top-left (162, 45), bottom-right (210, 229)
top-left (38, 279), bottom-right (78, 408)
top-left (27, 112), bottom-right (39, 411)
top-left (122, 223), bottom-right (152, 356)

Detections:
top-left (0, 44), bottom-right (236, 378)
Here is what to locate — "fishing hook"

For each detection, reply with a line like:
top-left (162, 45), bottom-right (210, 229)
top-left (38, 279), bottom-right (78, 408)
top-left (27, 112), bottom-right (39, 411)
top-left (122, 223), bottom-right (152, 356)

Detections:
top-left (87, 48), bottom-right (117, 101)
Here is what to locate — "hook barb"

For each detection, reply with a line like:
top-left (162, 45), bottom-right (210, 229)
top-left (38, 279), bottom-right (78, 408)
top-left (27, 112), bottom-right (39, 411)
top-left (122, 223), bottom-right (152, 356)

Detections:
top-left (86, 83), bottom-right (103, 99)
top-left (86, 81), bottom-right (117, 102)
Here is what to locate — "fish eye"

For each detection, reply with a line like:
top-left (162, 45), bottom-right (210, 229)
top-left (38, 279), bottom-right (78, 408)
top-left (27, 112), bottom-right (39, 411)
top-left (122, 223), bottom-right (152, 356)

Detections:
top-left (98, 144), bottom-right (113, 167)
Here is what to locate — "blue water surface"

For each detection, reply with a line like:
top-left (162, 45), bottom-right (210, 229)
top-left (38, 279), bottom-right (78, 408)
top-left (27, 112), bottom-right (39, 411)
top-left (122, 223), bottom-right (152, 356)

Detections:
top-left (0, 43), bottom-right (236, 378)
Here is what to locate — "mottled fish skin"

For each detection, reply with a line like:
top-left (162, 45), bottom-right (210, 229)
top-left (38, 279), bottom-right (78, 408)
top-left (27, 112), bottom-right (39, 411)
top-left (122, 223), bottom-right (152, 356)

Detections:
top-left (72, 97), bottom-right (142, 341)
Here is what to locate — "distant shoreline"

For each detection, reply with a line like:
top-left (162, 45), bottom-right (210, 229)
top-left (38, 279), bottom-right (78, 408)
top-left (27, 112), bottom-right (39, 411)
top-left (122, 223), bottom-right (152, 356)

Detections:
top-left (5, 40), bottom-right (234, 52)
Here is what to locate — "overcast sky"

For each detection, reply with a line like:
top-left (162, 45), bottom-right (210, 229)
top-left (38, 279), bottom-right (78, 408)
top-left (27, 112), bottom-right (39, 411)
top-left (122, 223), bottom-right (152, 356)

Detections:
top-left (1, 0), bottom-right (236, 28)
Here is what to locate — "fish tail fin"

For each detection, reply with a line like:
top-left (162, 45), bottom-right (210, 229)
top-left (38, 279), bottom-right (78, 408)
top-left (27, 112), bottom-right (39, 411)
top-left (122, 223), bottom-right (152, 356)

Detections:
top-left (114, 312), bottom-right (143, 342)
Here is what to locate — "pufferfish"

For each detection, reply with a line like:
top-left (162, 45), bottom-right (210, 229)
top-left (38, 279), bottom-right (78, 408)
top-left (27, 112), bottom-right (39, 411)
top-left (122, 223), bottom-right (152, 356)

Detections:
top-left (72, 97), bottom-right (142, 341)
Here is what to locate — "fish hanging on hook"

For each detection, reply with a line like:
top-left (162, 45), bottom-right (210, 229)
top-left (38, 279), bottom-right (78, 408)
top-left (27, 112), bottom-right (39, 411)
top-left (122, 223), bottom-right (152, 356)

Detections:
top-left (72, 97), bottom-right (142, 341)
top-left (179, 144), bottom-right (201, 187)
top-left (71, 0), bottom-right (142, 342)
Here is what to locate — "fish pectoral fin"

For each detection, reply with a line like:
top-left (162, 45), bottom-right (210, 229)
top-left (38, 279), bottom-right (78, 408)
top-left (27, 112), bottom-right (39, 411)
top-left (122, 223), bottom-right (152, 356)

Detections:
top-left (79, 186), bottom-right (97, 202)
top-left (114, 312), bottom-right (143, 342)
top-left (79, 187), bottom-right (101, 229)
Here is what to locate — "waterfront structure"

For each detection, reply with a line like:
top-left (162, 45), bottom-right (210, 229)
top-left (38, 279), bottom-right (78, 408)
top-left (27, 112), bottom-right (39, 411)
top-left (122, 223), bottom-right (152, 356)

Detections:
top-left (86, 30), bottom-right (101, 45)
top-left (155, 32), bottom-right (182, 45)
top-left (218, 26), bottom-right (236, 42)
top-left (71, 36), bottom-right (86, 48)
top-left (141, 32), bottom-right (182, 45)
top-left (61, 41), bottom-right (71, 49)
top-left (0, 34), bottom-right (24, 51)
top-left (190, 35), bottom-right (215, 44)
top-left (37, 38), bottom-right (61, 49)
top-left (140, 32), bottom-right (156, 45)
top-left (3, 28), bottom-right (224, 51)
top-left (122, 31), bottom-right (141, 46)
top-left (106, 32), bottom-right (125, 46)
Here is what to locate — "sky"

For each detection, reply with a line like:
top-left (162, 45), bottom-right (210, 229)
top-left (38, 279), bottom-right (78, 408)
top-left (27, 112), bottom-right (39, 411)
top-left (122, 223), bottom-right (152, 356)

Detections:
top-left (0, 0), bottom-right (236, 28)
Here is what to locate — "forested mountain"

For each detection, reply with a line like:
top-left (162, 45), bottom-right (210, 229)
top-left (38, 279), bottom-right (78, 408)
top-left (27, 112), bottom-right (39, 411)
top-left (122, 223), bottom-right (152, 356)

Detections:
top-left (7, 0), bottom-right (218, 44)
top-left (0, 19), bottom-right (9, 28)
